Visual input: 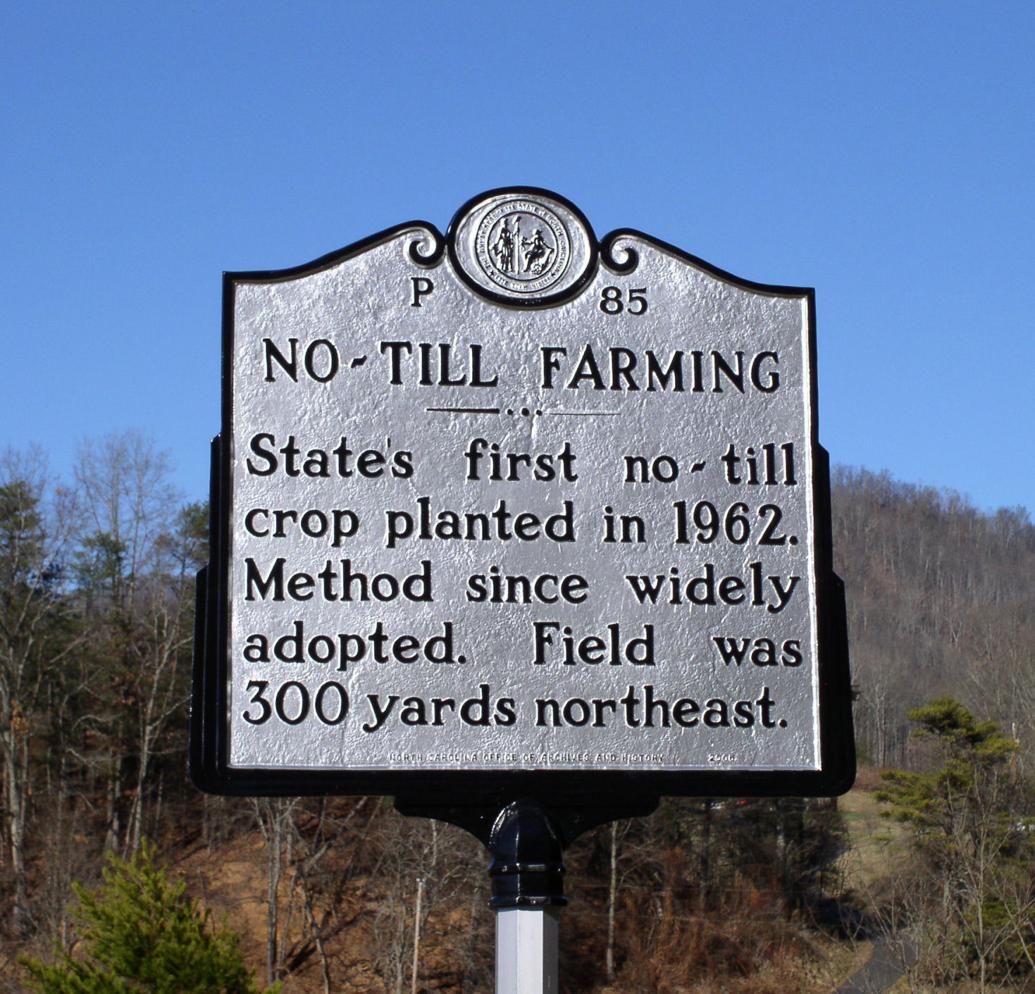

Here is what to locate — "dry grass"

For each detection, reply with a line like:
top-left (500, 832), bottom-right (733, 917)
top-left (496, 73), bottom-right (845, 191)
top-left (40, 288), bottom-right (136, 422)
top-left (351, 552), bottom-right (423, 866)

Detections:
top-left (802, 933), bottom-right (874, 992)
top-left (836, 770), bottom-right (910, 896)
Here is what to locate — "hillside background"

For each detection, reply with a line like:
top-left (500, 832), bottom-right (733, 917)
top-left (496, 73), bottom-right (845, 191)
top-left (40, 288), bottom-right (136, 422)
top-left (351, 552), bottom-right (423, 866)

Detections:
top-left (0, 437), bottom-right (1032, 993)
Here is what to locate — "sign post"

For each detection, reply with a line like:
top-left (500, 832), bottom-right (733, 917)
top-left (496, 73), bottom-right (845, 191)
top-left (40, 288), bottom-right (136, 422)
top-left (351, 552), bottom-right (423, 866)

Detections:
top-left (191, 187), bottom-right (853, 990)
top-left (489, 801), bottom-right (564, 994)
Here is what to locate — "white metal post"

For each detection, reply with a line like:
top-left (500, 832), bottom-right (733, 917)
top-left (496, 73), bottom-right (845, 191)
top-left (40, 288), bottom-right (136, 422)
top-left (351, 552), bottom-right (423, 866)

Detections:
top-left (495, 908), bottom-right (559, 994)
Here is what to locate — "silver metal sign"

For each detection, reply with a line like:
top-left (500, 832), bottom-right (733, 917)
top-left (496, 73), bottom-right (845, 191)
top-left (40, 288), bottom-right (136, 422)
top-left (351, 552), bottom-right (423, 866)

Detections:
top-left (192, 187), bottom-right (852, 796)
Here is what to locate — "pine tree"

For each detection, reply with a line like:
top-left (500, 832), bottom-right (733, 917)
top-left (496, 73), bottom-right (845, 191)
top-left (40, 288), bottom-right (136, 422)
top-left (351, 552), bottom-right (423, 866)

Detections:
top-left (876, 698), bottom-right (1034, 988)
top-left (22, 842), bottom-right (278, 994)
top-left (877, 698), bottom-right (1017, 831)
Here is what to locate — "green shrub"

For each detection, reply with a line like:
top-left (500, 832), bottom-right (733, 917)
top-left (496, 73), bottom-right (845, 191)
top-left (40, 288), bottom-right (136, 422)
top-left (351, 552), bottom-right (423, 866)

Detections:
top-left (22, 842), bottom-right (278, 994)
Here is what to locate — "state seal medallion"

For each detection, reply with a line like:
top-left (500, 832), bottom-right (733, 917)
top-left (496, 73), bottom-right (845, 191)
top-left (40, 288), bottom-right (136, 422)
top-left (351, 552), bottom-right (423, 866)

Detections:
top-left (476, 199), bottom-right (570, 293)
top-left (449, 188), bottom-right (595, 305)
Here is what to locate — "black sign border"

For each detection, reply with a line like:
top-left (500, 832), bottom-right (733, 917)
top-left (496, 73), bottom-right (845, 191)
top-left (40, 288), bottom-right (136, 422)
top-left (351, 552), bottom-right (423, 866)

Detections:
top-left (190, 188), bottom-right (855, 805)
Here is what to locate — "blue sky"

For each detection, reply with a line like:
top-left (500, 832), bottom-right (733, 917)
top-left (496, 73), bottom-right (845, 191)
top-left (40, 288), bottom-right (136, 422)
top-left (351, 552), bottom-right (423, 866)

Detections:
top-left (2, 2), bottom-right (1032, 514)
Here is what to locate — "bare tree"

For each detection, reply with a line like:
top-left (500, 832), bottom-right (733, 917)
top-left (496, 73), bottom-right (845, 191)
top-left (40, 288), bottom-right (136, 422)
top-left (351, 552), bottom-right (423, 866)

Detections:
top-left (252, 796), bottom-right (301, 986)
top-left (70, 432), bottom-right (193, 855)
top-left (370, 809), bottom-right (471, 994)
top-left (124, 502), bottom-right (206, 852)
top-left (0, 448), bottom-right (80, 936)
top-left (287, 797), bottom-right (371, 994)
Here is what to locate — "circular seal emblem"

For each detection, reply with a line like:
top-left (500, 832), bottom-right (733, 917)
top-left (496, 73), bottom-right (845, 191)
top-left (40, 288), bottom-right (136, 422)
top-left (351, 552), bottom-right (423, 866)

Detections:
top-left (450, 189), bottom-right (595, 305)
top-left (474, 199), bottom-right (571, 295)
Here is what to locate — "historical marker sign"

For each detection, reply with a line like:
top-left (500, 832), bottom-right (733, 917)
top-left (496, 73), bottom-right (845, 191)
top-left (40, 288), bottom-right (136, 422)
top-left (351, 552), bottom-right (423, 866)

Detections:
top-left (191, 188), bottom-right (853, 802)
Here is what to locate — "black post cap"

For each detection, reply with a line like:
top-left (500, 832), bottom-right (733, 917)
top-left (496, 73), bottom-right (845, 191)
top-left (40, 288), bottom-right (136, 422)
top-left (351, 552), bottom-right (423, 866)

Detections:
top-left (488, 799), bottom-right (567, 909)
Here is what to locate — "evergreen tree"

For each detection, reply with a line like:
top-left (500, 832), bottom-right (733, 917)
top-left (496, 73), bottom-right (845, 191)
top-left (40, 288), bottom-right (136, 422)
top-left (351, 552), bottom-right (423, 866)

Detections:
top-left (877, 699), bottom-right (1034, 988)
top-left (22, 842), bottom-right (278, 994)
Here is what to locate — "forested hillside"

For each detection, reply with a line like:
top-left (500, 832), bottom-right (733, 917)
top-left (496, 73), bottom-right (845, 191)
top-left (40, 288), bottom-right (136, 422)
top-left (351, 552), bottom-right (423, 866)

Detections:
top-left (0, 438), bottom-right (1032, 992)
top-left (832, 467), bottom-right (1035, 766)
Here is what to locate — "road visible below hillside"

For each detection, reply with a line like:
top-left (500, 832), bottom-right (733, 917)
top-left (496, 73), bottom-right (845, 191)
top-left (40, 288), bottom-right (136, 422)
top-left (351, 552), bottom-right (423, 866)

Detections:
top-left (835, 935), bottom-right (918, 994)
